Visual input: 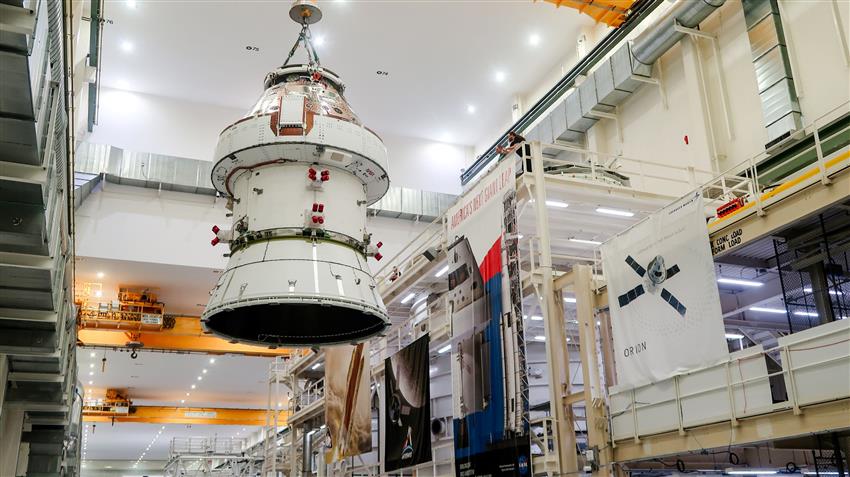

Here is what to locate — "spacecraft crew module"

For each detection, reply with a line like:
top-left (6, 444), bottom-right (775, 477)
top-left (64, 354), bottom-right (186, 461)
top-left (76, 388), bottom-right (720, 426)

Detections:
top-left (201, 1), bottom-right (391, 347)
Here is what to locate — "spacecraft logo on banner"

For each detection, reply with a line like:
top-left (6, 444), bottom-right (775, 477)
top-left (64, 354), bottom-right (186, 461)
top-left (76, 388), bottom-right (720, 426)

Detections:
top-left (602, 192), bottom-right (728, 387)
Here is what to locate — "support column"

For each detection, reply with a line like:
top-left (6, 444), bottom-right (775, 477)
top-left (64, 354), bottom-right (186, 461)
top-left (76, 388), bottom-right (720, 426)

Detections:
top-left (575, 264), bottom-right (610, 477)
top-left (806, 262), bottom-right (836, 324)
top-left (531, 141), bottom-right (578, 474)
top-left (0, 408), bottom-right (25, 476)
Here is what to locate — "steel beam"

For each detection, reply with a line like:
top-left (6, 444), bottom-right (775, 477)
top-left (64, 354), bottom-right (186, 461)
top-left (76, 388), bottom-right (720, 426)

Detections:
top-left (82, 405), bottom-right (288, 426)
top-left (0, 3), bottom-right (35, 36)
top-left (709, 155), bottom-right (849, 258)
top-left (78, 316), bottom-right (294, 357)
top-left (611, 399), bottom-right (850, 463)
top-left (531, 141), bottom-right (579, 474)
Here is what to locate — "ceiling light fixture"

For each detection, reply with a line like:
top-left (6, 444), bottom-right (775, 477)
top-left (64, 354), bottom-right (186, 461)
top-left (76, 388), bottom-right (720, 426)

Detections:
top-left (717, 278), bottom-right (763, 287)
top-left (749, 306), bottom-right (786, 314)
top-left (529, 33), bottom-right (541, 46)
top-left (534, 335), bottom-right (546, 341)
top-left (202, 369), bottom-right (207, 374)
top-left (793, 311), bottom-right (818, 317)
top-left (725, 333), bottom-right (744, 340)
top-left (437, 344), bottom-right (451, 354)
top-left (530, 315), bottom-right (543, 321)
top-left (434, 265), bottom-right (449, 278)
top-left (725, 470), bottom-right (778, 475)
top-left (96, 272), bottom-right (104, 278)
top-left (466, 104), bottom-right (476, 114)
top-left (569, 238), bottom-right (601, 245)
top-left (563, 297), bottom-right (577, 303)
top-left (120, 41), bottom-right (134, 53)
top-left (191, 384), bottom-right (196, 389)
top-left (494, 71), bottom-right (506, 83)
top-left (90, 352), bottom-right (96, 358)
top-left (94, 290), bottom-right (103, 298)
top-left (311, 363), bottom-right (322, 370)
top-left (596, 207), bottom-right (634, 217)
top-left (126, 0), bottom-right (137, 8)
top-left (400, 293), bottom-right (416, 304)
top-left (803, 287), bottom-right (843, 295)
top-left (545, 200), bottom-right (568, 208)
top-left (197, 376), bottom-right (202, 381)
top-left (209, 358), bottom-right (216, 364)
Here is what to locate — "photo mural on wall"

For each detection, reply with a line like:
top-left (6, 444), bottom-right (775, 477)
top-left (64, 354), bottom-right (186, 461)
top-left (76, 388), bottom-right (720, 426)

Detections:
top-left (383, 334), bottom-right (432, 472)
top-left (445, 159), bottom-right (530, 476)
top-left (325, 342), bottom-right (372, 463)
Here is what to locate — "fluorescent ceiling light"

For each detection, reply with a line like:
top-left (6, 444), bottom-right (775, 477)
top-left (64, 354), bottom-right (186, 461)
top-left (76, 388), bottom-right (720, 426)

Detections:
top-left (725, 333), bottom-right (744, 340)
top-left (466, 104), bottom-right (476, 114)
top-left (803, 287), bottom-right (843, 295)
top-left (545, 200), bottom-right (568, 208)
top-left (563, 297), bottom-right (577, 303)
top-left (434, 265), bottom-right (449, 278)
top-left (749, 306), bottom-right (786, 314)
top-left (569, 238), bottom-right (601, 245)
top-left (596, 207), bottom-right (634, 217)
top-left (400, 293), bottom-right (416, 304)
top-left (494, 71), bottom-right (506, 83)
top-left (530, 315), bottom-right (543, 321)
top-left (528, 33), bottom-right (541, 46)
top-left (534, 335), bottom-right (546, 341)
top-left (717, 278), bottom-right (763, 287)
top-left (311, 363), bottom-right (321, 370)
top-left (793, 311), bottom-right (818, 317)
top-left (726, 471), bottom-right (777, 475)
top-left (437, 345), bottom-right (451, 354)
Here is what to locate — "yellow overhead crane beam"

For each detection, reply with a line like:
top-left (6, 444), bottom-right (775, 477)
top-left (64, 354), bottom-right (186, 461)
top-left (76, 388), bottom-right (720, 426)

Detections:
top-left (538, 0), bottom-right (636, 27)
top-left (83, 405), bottom-right (288, 426)
top-left (78, 315), bottom-right (295, 358)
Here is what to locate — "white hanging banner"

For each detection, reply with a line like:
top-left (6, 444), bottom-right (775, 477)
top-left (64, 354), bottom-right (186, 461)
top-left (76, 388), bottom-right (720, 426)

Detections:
top-left (602, 192), bottom-right (727, 387)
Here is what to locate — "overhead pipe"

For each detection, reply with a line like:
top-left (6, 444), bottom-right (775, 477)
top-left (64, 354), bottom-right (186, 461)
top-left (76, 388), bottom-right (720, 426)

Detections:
top-left (631, 0), bottom-right (726, 66)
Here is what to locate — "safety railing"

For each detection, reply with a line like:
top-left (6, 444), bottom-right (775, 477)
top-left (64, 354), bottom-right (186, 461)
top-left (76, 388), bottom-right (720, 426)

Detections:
top-left (373, 212), bottom-right (447, 296)
top-left (525, 142), bottom-right (716, 198)
top-left (169, 436), bottom-right (247, 456)
top-left (701, 101), bottom-right (850, 226)
top-left (293, 376), bottom-right (325, 412)
top-left (608, 319), bottom-right (850, 443)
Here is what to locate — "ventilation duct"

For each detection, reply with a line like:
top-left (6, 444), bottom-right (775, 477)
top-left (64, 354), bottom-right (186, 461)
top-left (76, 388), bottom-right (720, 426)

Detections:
top-left (741, 0), bottom-right (802, 148)
top-left (75, 142), bottom-right (456, 220)
top-left (527, 0), bottom-right (725, 148)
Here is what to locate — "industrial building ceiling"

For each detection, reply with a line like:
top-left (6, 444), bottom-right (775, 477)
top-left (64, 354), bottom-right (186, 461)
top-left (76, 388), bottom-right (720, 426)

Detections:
top-left (98, 0), bottom-right (598, 146)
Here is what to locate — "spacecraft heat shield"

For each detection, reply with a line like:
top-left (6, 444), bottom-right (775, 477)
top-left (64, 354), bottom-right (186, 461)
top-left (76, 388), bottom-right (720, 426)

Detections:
top-left (202, 63), bottom-right (390, 346)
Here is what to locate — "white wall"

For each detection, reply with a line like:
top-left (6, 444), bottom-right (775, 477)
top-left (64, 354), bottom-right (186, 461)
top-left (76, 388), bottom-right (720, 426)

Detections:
top-left (87, 88), bottom-right (472, 195)
top-left (88, 88), bottom-right (244, 162)
top-left (474, 0), bottom-right (849, 178)
top-left (75, 183), bottom-right (429, 273)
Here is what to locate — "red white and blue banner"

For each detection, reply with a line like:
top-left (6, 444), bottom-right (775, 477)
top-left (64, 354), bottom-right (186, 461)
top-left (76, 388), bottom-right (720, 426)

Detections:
top-left (602, 192), bottom-right (727, 387)
top-left (445, 160), bottom-right (530, 477)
